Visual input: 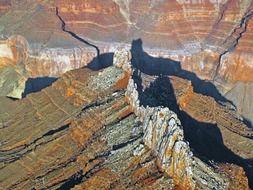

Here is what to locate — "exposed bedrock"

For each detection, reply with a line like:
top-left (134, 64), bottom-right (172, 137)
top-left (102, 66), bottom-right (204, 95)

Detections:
top-left (125, 77), bottom-right (195, 189)
top-left (0, 0), bottom-right (252, 123)
top-left (0, 49), bottom-right (250, 189)
top-left (53, 0), bottom-right (253, 125)
top-left (114, 48), bottom-right (252, 189)
top-left (53, 0), bottom-right (253, 80)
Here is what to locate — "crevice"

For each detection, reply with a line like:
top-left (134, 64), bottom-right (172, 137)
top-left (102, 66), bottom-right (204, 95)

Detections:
top-left (41, 124), bottom-right (70, 137)
top-left (58, 170), bottom-right (83, 190)
top-left (0, 124), bottom-right (70, 163)
top-left (215, 1), bottom-right (230, 26)
top-left (214, 10), bottom-right (253, 80)
top-left (112, 135), bottom-right (142, 151)
top-left (57, 151), bottom-right (110, 190)
top-left (55, 7), bottom-right (100, 59)
top-left (79, 90), bottom-right (125, 115)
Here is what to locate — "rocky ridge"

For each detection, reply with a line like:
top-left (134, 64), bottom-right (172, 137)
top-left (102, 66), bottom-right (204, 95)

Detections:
top-left (0, 1), bottom-right (252, 189)
top-left (0, 0), bottom-right (253, 124)
top-left (114, 49), bottom-right (195, 189)
top-left (0, 49), bottom-right (249, 189)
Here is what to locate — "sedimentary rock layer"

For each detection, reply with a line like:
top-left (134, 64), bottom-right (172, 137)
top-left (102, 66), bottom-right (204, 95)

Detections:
top-left (1, 50), bottom-right (249, 189)
top-left (0, 0), bottom-right (252, 124)
top-left (114, 48), bottom-right (251, 189)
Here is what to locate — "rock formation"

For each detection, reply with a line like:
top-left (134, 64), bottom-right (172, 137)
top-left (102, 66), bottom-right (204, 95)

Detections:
top-left (0, 0), bottom-right (252, 123)
top-left (0, 1), bottom-right (253, 189)
top-left (118, 52), bottom-right (194, 188)
top-left (0, 49), bottom-right (251, 189)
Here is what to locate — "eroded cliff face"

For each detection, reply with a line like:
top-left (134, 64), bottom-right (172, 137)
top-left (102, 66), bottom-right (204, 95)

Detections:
top-left (113, 49), bottom-right (194, 188)
top-left (0, 0), bottom-right (252, 124)
top-left (1, 48), bottom-right (250, 190)
top-left (113, 49), bottom-right (252, 189)
top-left (53, 0), bottom-right (253, 80)
top-left (0, 36), bottom-right (29, 98)
top-left (53, 0), bottom-right (253, 125)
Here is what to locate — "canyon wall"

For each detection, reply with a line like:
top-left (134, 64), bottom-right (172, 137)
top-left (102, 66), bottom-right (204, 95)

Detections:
top-left (0, 0), bottom-right (252, 123)
top-left (53, 0), bottom-right (253, 81)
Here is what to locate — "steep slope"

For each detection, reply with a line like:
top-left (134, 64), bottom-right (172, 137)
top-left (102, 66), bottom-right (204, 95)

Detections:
top-left (0, 50), bottom-right (250, 189)
top-left (0, 0), bottom-right (252, 124)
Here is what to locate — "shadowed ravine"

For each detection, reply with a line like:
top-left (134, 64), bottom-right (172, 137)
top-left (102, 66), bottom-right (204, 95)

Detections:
top-left (130, 39), bottom-right (253, 187)
top-left (215, 9), bottom-right (253, 80)
top-left (55, 7), bottom-right (100, 58)
top-left (133, 73), bottom-right (253, 188)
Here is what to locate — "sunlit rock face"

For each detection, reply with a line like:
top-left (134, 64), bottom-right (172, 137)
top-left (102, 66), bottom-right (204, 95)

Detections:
top-left (1, 0), bottom-right (252, 80)
top-left (22, 0), bottom-right (253, 123)
top-left (54, 0), bottom-right (253, 81)
top-left (0, 36), bottom-right (29, 98)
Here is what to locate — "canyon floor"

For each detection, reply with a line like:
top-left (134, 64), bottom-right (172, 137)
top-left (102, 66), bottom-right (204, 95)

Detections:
top-left (0, 0), bottom-right (253, 190)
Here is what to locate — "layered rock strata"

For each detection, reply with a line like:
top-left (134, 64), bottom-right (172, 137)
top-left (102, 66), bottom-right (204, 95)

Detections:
top-left (126, 78), bottom-right (195, 189)
top-left (1, 0), bottom-right (253, 124)
top-left (114, 48), bottom-right (249, 189)
top-left (1, 49), bottom-right (248, 189)
top-left (0, 65), bottom-right (152, 189)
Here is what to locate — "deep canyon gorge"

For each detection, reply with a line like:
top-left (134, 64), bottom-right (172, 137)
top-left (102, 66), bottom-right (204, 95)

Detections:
top-left (0, 0), bottom-right (253, 189)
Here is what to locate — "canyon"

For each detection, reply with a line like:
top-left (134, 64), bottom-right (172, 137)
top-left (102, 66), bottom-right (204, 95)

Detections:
top-left (0, 0), bottom-right (253, 189)
top-left (0, 0), bottom-right (252, 123)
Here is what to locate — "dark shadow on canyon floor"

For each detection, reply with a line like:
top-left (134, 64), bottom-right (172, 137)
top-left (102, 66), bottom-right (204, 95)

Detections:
top-left (133, 70), bottom-right (253, 188)
top-left (22, 77), bottom-right (57, 98)
top-left (87, 53), bottom-right (114, 71)
top-left (130, 39), bottom-right (252, 129)
top-left (244, 118), bottom-right (253, 130)
top-left (130, 39), bottom-right (253, 187)
top-left (131, 39), bottom-right (231, 104)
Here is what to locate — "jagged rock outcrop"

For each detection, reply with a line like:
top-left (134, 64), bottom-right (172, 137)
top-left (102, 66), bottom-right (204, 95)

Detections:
top-left (0, 0), bottom-right (252, 123)
top-left (0, 1), bottom-right (253, 189)
top-left (126, 78), bottom-right (194, 189)
top-left (0, 49), bottom-right (249, 189)
top-left (114, 48), bottom-right (251, 189)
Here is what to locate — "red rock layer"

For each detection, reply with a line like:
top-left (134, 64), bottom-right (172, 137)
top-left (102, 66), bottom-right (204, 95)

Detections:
top-left (54, 0), bottom-right (129, 42)
top-left (169, 76), bottom-right (253, 159)
top-left (0, 0), bottom-right (10, 16)
top-left (51, 0), bottom-right (253, 82)
top-left (1, 0), bottom-right (253, 83)
top-left (217, 163), bottom-right (249, 190)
